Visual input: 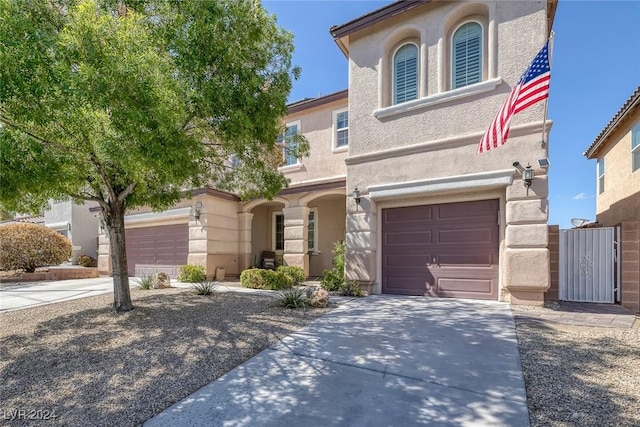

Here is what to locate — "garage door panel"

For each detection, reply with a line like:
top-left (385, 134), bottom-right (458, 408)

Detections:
top-left (436, 200), bottom-right (496, 219)
top-left (126, 224), bottom-right (188, 278)
top-left (385, 254), bottom-right (430, 267)
top-left (385, 231), bottom-right (432, 246)
top-left (382, 199), bottom-right (499, 299)
top-left (384, 205), bottom-right (433, 223)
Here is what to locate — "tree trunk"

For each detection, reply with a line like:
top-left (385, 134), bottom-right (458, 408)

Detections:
top-left (104, 202), bottom-right (134, 312)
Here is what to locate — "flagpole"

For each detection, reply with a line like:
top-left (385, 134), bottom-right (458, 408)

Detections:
top-left (541, 31), bottom-right (555, 148)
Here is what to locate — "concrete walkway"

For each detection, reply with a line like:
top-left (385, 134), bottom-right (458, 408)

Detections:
top-left (145, 296), bottom-right (530, 427)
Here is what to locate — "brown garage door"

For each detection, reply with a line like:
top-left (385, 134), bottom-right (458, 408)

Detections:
top-left (382, 199), bottom-right (499, 299)
top-left (126, 224), bottom-right (189, 278)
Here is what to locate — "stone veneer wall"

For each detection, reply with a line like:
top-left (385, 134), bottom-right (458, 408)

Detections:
top-left (621, 220), bottom-right (640, 313)
top-left (546, 225), bottom-right (560, 301)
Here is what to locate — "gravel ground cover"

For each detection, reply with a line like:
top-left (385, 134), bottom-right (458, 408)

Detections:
top-left (516, 320), bottom-right (640, 427)
top-left (0, 287), bottom-right (331, 427)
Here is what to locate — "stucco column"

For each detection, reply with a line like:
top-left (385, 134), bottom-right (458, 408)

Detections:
top-left (97, 230), bottom-right (111, 276)
top-left (187, 212), bottom-right (208, 274)
top-left (237, 212), bottom-right (253, 271)
top-left (282, 206), bottom-right (309, 276)
top-left (345, 194), bottom-right (377, 294)
top-left (504, 173), bottom-right (550, 305)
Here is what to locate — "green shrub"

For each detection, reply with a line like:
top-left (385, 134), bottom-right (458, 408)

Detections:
top-left (240, 268), bottom-right (294, 290)
top-left (277, 265), bottom-right (305, 285)
top-left (177, 264), bottom-right (206, 283)
top-left (135, 273), bottom-right (153, 290)
top-left (321, 240), bottom-right (346, 291)
top-left (275, 286), bottom-right (307, 309)
top-left (193, 281), bottom-right (218, 295)
top-left (340, 280), bottom-right (364, 297)
top-left (0, 223), bottom-right (72, 272)
top-left (78, 255), bottom-right (97, 267)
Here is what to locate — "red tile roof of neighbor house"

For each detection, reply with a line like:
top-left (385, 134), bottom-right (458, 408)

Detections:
top-left (0, 215), bottom-right (45, 225)
top-left (287, 89), bottom-right (348, 114)
top-left (584, 85), bottom-right (640, 159)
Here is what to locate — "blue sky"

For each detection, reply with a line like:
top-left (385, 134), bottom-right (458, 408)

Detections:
top-left (263, 0), bottom-right (640, 228)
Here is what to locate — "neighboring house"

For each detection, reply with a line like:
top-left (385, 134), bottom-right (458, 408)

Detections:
top-left (583, 86), bottom-right (640, 313)
top-left (98, 0), bottom-right (557, 306)
top-left (583, 86), bottom-right (640, 225)
top-left (44, 200), bottom-right (100, 263)
top-left (0, 215), bottom-right (45, 225)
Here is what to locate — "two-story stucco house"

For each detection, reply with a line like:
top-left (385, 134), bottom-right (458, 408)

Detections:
top-left (583, 86), bottom-right (640, 313)
top-left (98, 0), bottom-right (557, 306)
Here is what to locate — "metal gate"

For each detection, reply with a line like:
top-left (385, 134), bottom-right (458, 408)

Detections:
top-left (559, 227), bottom-right (620, 303)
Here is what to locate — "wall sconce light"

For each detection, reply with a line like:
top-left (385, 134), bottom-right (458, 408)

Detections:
top-left (522, 164), bottom-right (535, 188)
top-left (352, 187), bottom-right (361, 205)
top-left (194, 201), bottom-right (202, 221)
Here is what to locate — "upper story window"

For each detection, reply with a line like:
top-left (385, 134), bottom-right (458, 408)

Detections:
top-left (393, 43), bottom-right (418, 104)
top-left (597, 158), bottom-right (605, 194)
top-left (333, 108), bottom-right (348, 150)
top-left (278, 122), bottom-right (300, 167)
top-left (452, 22), bottom-right (482, 89)
top-left (632, 123), bottom-right (640, 172)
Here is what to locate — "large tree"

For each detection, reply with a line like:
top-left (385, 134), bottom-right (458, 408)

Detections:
top-left (0, 0), bottom-right (306, 311)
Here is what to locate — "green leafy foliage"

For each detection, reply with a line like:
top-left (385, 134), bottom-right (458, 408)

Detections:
top-left (193, 281), bottom-right (218, 296)
top-left (0, 223), bottom-right (72, 272)
top-left (78, 255), bottom-right (97, 267)
top-left (177, 265), bottom-right (206, 283)
top-left (340, 280), bottom-right (364, 297)
top-left (277, 265), bottom-right (305, 286)
top-left (321, 240), bottom-right (347, 291)
top-left (240, 268), bottom-right (294, 290)
top-left (275, 287), bottom-right (308, 309)
top-left (135, 273), bottom-right (153, 290)
top-left (0, 0), bottom-right (305, 311)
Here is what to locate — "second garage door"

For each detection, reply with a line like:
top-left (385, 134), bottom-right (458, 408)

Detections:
top-left (382, 199), bottom-right (499, 299)
top-left (126, 224), bottom-right (189, 278)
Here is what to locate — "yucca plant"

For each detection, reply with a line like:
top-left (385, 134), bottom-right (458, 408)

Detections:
top-left (193, 281), bottom-right (218, 296)
top-left (275, 287), bottom-right (308, 309)
top-left (135, 273), bottom-right (153, 290)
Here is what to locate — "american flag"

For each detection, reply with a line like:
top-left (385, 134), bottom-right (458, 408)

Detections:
top-left (477, 41), bottom-right (551, 154)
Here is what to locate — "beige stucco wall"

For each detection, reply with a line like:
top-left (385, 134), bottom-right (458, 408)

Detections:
top-left (343, 0), bottom-right (551, 304)
top-left (281, 97), bottom-right (348, 185)
top-left (308, 196), bottom-right (346, 277)
top-left (594, 112), bottom-right (640, 225)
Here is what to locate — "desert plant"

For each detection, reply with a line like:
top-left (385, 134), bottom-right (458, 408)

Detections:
top-left (177, 264), bottom-right (206, 283)
top-left (240, 268), bottom-right (294, 290)
top-left (193, 281), bottom-right (218, 295)
top-left (321, 240), bottom-right (347, 291)
top-left (135, 273), bottom-right (154, 290)
top-left (275, 286), bottom-right (307, 309)
top-left (0, 223), bottom-right (72, 272)
top-left (78, 255), bottom-right (97, 268)
top-left (340, 280), bottom-right (364, 297)
top-left (277, 265), bottom-right (305, 285)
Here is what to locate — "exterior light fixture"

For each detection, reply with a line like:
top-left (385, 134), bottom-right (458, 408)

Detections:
top-left (194, 201), bottom-right (202, 221)
top-left (352, 187), bottom-right (361, 205)
top-left (522, 164), bottom-right (535, 188)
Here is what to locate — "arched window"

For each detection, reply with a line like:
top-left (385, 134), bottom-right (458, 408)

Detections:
top-left (393, 44), bottom-right (418, 104)
top-left (452, 22), bottom-right (482, 89)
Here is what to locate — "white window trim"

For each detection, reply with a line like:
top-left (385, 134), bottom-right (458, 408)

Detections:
top-left (374, 77), bottom-right (502, 119)
top-left (632, 123), bottom-right (640, 172)
top-left (597, 158), bottom-right (605, 194)
top-left (307, 208), bottom-right (318, 253)
top-left (272, 211), bottom-right (284, 253)
top-left (332, 108), bottom-right (349, 153)
top-left (278, 119), bottom-right (302, 170)
top-left (450, 20), bottom-right (485, 90)
top-left (392, 42), bottom-right (420, 106)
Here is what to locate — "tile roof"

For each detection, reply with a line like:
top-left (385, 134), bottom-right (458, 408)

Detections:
top-left (583, 86), bottom-right (640, 158)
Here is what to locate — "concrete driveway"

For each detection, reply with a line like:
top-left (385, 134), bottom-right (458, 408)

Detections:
top-left (0, 277), bottom-right (115, 312)
top-left (145, 296), bottom-right (529, 427)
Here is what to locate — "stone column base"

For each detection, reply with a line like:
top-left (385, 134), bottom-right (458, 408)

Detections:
top-left (508, 289), bottom-right (545, 306)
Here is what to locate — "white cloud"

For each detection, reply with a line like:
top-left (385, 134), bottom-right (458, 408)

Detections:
top-left (572, 192), bottom-right (594, 200)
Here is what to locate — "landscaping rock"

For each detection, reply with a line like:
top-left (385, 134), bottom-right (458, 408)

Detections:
top-left (152, 272), bottom-right (171, 289)
top-left (307, 288), bottom-right (329, 308)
